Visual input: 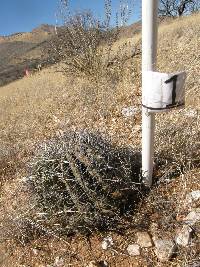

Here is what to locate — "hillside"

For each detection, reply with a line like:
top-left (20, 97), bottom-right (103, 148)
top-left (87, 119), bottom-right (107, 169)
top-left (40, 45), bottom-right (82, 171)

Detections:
top-left (0, 19), bottom-right (174, 87)
top-left (0, 20), bottom-right (159, 87)
top-left (0, 25), bottom-right (55, 86)
top-left (0, 13), bottom-right (199, 267)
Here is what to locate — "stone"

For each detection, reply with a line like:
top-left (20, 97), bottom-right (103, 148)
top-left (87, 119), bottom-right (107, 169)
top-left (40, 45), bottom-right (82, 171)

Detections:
top-left (101, 236), bottom-right (114, 250)
top-left (127, 244), bottom-right (141, 256)
top-left (121, 106), bottom-right (139, 117)
top-left (32, 248), bottom-right (39, 255)
top-left (136, 232), bottom-right (153, 248)
top-left (54, 256), bottom-right (64, 267)
top-left (185, 191), bottom-right (200, 205)
top-left (154, 238), bottom-right (177, 262)
top-left (175, 225), bottom-right (193, 247)
top-left (184, 208), bottom-right (200, 225)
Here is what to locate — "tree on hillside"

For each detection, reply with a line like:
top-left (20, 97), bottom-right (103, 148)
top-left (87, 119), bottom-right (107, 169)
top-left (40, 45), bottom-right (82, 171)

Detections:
top-left (159, 0), bottom-right (200, 17)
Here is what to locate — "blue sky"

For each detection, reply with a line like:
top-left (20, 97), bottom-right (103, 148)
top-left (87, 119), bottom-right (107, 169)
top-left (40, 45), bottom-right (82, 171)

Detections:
top-left (0, 0), bottom-right (141, 36)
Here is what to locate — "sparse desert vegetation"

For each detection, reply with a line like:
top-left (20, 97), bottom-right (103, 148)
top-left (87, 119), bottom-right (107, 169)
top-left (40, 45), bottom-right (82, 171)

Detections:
top-left (0, 8), bottom-right (199, 267)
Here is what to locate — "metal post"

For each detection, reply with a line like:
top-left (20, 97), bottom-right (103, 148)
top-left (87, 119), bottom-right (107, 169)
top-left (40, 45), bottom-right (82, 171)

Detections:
top-left (142, 0), bottom-right (158, 186)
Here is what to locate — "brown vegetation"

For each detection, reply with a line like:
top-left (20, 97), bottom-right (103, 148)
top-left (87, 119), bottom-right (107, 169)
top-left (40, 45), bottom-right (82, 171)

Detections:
top-left (0, 12), bottom-right (199, 267)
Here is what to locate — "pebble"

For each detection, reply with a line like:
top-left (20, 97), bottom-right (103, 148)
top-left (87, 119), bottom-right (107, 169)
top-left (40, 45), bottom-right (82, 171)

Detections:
top-left (185, 191), bottom-right (200, 205)
top-left (136, 232), bottom-right (153, 248)
top-left (121, 106), bottom-right (139, 117)
top-left (54, 257), bottom-right (64, 267)
top-left (154, 238), bottom-right (177, 262)
top-left (101, 236), bottom-right (114, 250)
top-left (127, 244), bottom-right (141, 256)
top-left (184, 208), bottom-right (200, 225)
top-left (32, 248), bottom-right (39, 255)
top-left (175, 225), bottom-right (193, 247)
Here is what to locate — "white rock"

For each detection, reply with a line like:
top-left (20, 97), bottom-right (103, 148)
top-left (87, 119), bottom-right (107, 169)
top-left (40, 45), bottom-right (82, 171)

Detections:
top-left (136, 232), bottom-right (153, 248)
top-left (121, 106), bottom-right (139, 117)
top-left (189, 191), bottom-right (200, 201)
top-left (184, 208), bottom-right (200, 225)
top-left (52, 115), bottom-right (61, 124)
top-left (185, 191), bottom-right (200, 205)
top-left (175, 225), bottom-right (193, 247)
top-left (54, 256), bottom-right (64, 267)
top-left (32, 248), bottom-right (39, 255)
top-left (101, 236), bottom-right (114, 250)
top-left (127, 244), bottom-right (141, 256)
top-left (56, 129), bottom-right (64, 137)
top-left (154, 238), bottom-right (177, 262)
top-left (21, 176), bottom-right (33, 182)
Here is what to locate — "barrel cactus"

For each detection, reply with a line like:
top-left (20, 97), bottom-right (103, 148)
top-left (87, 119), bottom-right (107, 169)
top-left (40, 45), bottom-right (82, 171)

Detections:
top-left (28, 131), bottom-right (142, 235)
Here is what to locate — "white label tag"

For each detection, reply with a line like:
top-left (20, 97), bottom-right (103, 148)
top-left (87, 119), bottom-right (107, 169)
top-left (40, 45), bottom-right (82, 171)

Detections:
top-left (142, 71), bottom-right (186, 112)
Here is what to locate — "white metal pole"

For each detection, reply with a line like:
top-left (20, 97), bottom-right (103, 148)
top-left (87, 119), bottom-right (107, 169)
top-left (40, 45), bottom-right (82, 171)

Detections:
top-left (142, 0), bottom-right (158, 186)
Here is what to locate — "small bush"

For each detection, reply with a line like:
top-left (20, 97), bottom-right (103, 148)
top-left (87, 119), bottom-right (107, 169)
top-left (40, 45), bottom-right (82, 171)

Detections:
top-left (27, 131), bottom-right (142, 236)
top-left (155, 109), bottom-right (200, 180)
top-left (44, 1), bottom-right (137, 81)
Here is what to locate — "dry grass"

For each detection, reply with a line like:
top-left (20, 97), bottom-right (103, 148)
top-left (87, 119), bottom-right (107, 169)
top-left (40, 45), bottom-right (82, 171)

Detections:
top-left (157, 13), bottom-right (200, 107)
top-left (0, 12), bottom-right (200, 267)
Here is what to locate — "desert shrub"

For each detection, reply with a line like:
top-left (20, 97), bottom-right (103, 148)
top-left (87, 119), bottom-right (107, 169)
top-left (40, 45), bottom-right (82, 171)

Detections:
top-left (44, 0), bottom-right (138, 81)
top-left (155, 109), bottom-right (200, 180)
top-left (46, 11), bottom-right (115, 78)
top-left (26, 131), bottom-right (142, 236)
top-left (0, 144), bottom-right (27, 179)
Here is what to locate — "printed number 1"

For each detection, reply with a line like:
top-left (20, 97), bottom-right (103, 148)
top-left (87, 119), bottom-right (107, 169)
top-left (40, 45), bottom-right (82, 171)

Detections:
top-left (165, 75), bottom-right (178, 106)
